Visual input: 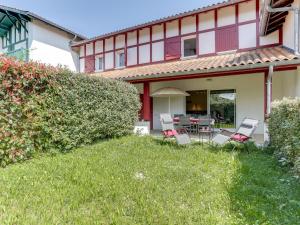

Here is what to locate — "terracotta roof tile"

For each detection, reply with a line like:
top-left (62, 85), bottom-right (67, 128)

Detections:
top-left (92, 47), bottom-right (299, 80)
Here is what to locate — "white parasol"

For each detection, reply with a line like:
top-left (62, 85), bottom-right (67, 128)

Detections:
top-left (151, 87), bottom-right (190, 113)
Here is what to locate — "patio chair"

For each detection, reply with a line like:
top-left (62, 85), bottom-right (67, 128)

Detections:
top-left (160, 113), bottom-right (191, 145)
top-left (198, 116), bottom-right (215, 142)
top-left (178, 115), bottom-right (193, 133)
top-left (212, 118), bottom-right (259, 150)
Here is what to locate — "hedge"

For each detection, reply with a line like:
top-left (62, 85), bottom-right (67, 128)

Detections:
top-left (269, 98), bottom-right (300, 174)
top-left (0, 56), bottom-right (140, 166)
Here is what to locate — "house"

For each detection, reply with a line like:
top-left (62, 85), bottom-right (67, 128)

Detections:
top-left (72, 0), bottom-right (300, 135)
top-left (0, 5), bottom-right (86, 71)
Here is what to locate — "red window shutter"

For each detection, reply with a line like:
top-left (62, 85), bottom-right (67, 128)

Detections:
top-left (85, 55), bottom-right (95, 73)
top-left (216, 26), bottom-right (238, 52)
top-left (165, 37), bottom-right (181, 60)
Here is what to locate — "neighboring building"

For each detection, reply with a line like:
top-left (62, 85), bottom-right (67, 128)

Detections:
top-left (72, 0), bottom-right (299, 135)
top-left (0, 5), bottom-right (86, 71)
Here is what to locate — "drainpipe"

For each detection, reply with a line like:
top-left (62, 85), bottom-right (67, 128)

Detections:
top-left (264, 65), bottom-right (274, 146)
top-left (266, 65), bottom-right (274, 115)
top-left (266, 5), bottom-right (300, 55)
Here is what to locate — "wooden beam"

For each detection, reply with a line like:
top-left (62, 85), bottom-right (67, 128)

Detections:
top-left (0, 15), bottom-right (6, 24)
top-left (268, 17), bottom-right (286, 27)
top-left (273, 0), bottom-right (294, 8)
top-left (269, 11), bottom-right (288, 22)
top-left (5, 11), bottom-right (28, 33)
top-left (266, 24), bottom-right (283, 34)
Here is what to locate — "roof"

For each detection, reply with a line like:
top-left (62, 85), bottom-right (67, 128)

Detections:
top-left (92, 46), bottom-right (300, 81)
top-left (72, 0), bottom-right (247, 47)
top-left (0, 5), bottom-right (86, 39)
top-left (260, 0), bottom-right (295, 36)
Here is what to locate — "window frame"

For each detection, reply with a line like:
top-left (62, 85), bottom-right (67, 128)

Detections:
top-left (181, 34), bottom-right (197, 59)
top-left (95, 55), bottom-right (104, 72)
top-left (115, 50), bottom-right (125, 69)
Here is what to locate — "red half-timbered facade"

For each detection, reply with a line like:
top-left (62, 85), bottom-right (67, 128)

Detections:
top-left (72, 0), bottom-right (300, 138)
top-left (73, 0), bottom-right (284, 74)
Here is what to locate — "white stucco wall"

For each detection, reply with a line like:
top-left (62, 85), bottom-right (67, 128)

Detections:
top-left (127, 47), bottom-right (137, 66)
top-left (166, 20), bottom-right (179, 38)
top-left (139, 28), bottom-right (150, 44)
top-left (152, 41), bottom-right (164, 62)
top-left (139, 44), bottom-right (150, 64)
top-left (152, 24), bottom-right (164, 41)
top-left (217, 5), bottom-right (236, 27)
top-left (136, 73), bottom-right (265, 133)
top-left (28, 20), bottom-right (79, 71)
top-left (282, 0), bottom-right (300, 51)
top-left (273, 69), bottom-right (300, 99)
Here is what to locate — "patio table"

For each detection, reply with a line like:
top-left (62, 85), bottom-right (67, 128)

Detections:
top-left (174, 117), bottom-right (214, 143)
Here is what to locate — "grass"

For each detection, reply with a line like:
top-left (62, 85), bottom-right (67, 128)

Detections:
top-left (0, 136), bottom-right (299, 224)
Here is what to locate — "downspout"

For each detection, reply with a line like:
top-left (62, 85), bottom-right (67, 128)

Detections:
top-left (264, 65), bottom-right (274, 146)
top-left (265, 5), bottom-right (300, 55)
top-left (266, 65), bottom-right (274, 115)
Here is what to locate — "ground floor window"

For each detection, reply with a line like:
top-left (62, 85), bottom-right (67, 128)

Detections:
top-left (186, 90), bottom-right (207, 116)
top-left (210, 89), bottom-right (236, 128)
top-left (185, 89), bottom-right (236, 128)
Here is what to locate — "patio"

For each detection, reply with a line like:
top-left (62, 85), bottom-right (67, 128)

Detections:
top-left (150, 130), bottom-right (265, 145)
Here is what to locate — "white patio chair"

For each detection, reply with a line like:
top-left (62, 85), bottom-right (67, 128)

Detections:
top-left (212, 118), bottom-right (259, 149)
top-left (160, 113), bottom-right (191, 145)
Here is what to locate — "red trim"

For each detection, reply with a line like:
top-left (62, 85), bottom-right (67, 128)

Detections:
top-left (72, 0), bottom-right (251, 47)
top-left (215, 9), bottom-right (218, 28)
top-left (279, 27), bottom-right (283, 44)
top-left (179, 18), bottom-right (182, 36)
top-left (150, 97), bottom-right (153, 129)
top-left (150, 27), bottom-right (153, 63)
top-left (113, 36), bottom-right (116, 68)
top-left (235, 4), bottom-right (239, 24)
top-left (125, 33), bottom-right (128, 66)
top-left (80, 0), bottom-right (282, 73)
top-left (196, 14), bottom-right (199, 56)
top-left (256, 0), bottom-right (260, 47)
top-left (137, 30), bottom-right (140, 65)
top-left (143, 82), bottom-right (151, 121)
top-left (163, 22), bottom-right (167, 61)
top-left (129, 65), bottom-right (298, 83)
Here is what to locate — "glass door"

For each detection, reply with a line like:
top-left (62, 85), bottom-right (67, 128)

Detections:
top-left (210, 90), bottom-right (236, 128)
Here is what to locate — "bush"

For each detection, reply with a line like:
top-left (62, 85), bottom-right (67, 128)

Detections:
top-left (0, 56), bottom-right (140, 166)
top-left (38, 72), bottom-right (140, 152)
top-left (268, 98), bottom-right (300, 174)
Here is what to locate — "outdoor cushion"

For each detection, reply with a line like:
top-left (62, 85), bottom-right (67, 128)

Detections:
top-left (163, 130), bottom-right (178, 137)
top-left (231, 133), bottom-right (249, 142)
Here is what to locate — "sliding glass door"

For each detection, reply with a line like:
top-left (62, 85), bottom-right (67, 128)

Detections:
top-left (210, 90), bottom-right (236, 128)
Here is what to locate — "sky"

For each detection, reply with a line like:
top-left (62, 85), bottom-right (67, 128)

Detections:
top-left (1, 0), bottom-right (221, 38)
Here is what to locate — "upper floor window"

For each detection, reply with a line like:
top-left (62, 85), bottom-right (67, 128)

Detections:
top-left (116, 51), bottom-right (125, 68)
top-left (95, 55), bottom-right (104, 71)
top-left (182, 35), bottom-right (197, 58)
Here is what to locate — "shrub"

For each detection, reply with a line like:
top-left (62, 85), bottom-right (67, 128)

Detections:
top-left (0, 56), bottom-right (140, 166)
top-left (268, 98), bottom-right (300, 174)
top-left (38, 72), bottom-right (140, 152)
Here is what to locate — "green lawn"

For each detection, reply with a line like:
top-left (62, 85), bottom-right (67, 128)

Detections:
top-left (0, 136), bottom-right (299, 224)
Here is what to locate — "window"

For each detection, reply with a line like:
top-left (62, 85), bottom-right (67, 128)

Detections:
top-left (186, 90), bottom-right (208, 116)
top-left (182, 36), bottom-right (197, 57)
top-left (95, 55), bottom-right (103, 71)
top-left (210, 90), bottom-right (236, 128)
top-left (116, 51), bottom-right (125, 68)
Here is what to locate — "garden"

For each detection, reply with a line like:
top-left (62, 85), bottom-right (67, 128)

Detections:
top-left (0, 56), bottom-right (300, 224)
